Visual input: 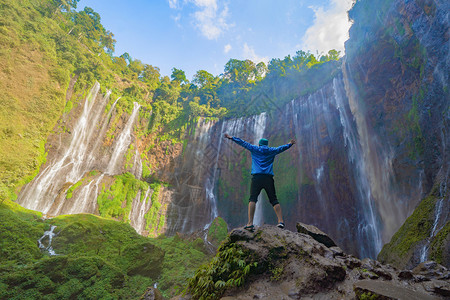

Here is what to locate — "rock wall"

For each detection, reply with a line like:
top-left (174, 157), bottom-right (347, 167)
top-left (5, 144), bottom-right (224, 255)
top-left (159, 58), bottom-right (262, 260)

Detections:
top-left (344, 0), bottom-right (449, 266)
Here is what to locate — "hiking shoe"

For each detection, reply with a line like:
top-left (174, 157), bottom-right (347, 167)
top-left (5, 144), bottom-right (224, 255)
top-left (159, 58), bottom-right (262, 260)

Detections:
top-left (277, 222), bottom-right (285, 229)
top-left (244, 224), bottom-right (254, 231)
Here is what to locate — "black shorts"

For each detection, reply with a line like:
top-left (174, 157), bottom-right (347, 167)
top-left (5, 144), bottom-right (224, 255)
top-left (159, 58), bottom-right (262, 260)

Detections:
top-left (249, 174), bottom-right (279, 206)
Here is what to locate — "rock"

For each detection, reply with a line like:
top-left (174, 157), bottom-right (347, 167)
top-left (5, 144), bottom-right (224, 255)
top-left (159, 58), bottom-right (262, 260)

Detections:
top-left (188, 224), bottom-right (446, 300)
top-left (329, 246), bottom-right (345, 257)
top-left (353, 280), bottom-right (439, 300)
top-left (296, 222), bottom-right (337, 248)
top-left (141, 287), bottom-right (163, 300)
top-left (412, 261), bottom-right (449, 279)
top-left (373, 268), bottom-right (393, 280)
top-left (398, 270), bottom-right (414, 280)
top-left (421, 280), bottom-right (450, 298)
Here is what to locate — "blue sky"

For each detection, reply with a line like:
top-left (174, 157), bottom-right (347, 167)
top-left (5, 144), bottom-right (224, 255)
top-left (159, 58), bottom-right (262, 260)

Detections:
top-left (77, 0), bottom-right (354, 81)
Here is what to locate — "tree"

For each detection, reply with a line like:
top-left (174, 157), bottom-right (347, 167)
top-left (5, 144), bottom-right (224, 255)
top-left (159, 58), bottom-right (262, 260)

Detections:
top-left (171, 68), bottom-right (188, 84)
top-left (192, 70), bottom-right (215, 89)
top-left (120, 52), bottom-right (132, 65)
top-left (129, 59), bottom-right (145, 78)
top-left (142, 64), bottom-right (161, 90)
top-left (51, 0), bottom-right (80, 13)
top-left (101, 30), bottom-right (116, 55)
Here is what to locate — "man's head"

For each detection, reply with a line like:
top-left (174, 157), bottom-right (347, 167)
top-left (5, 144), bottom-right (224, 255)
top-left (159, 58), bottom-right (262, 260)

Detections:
top-left (259, 138), bottom-right (269, 146)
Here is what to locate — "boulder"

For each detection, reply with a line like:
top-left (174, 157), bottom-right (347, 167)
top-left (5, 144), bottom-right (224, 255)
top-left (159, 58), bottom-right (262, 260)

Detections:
top-left (296, 222), bottom-right (337, 248)
top-left (141, 287), bottom-right (163, 300)
top-left (186, 224), bottom-right (448, 299)
top-left (353, 280), bottom-right (438, 300)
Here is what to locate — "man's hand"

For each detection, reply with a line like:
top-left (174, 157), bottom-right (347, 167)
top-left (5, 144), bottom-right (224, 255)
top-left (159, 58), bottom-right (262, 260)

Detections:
top-left (224, 133), bottom-right (232, 139)
top-left (289, 139), bottom-right (296, 145)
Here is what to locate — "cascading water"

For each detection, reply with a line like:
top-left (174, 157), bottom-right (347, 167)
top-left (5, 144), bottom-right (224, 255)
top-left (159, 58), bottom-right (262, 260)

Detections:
top-left (18, 83), bottom-right (107, 212)
top-left (342, 62), bottom-right (424, 255)
top-left (204, 122), bottom-right (225, 229)
top-left (106, 102), bottom-right (141, 176)
top-left (129, 188), bottom-right (153, 235)
top-left (420, 177), bottom-right (448, 262)
top-left (333, 76), bottom-right (382, 258)
top-left (17, 83), bottom-right (149, 235)
top-left (420, 199), bottom-right (444, 262)
top-left (38, 225), bottom-right (58, 256)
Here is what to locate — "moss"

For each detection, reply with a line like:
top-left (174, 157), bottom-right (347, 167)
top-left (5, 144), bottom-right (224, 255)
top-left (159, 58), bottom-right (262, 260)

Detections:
top-left (65, 179), bottom-right (84, 199)
top-left (0, 200), bottom-right (44, 267)
top-left (63, 100), bottom-right (73, 114)
top-left (377, 193), bottom-right (438, 268)
top-left (97, 172), bottom-right (148, 221)
top-left (144, 183), bottom-right (165, 234)
top-left (207, 217), bottom-right (228, 248)
top-left (429, 221), bottom-right (450, 265)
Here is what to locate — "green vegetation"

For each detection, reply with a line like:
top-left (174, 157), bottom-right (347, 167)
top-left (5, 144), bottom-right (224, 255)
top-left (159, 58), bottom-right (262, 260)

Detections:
top-left (0, 200), bottom-right (211, 299)
top-left (97, 172), bottom-right (148, 222)
top-left (145, 182), bottom-right (166, 235)
top-left (186, 238), bottom-right (258, 300)
top-left (207, 217), bottom-right (228, 248)
top-left (377, 183), bottom-right (448, 268)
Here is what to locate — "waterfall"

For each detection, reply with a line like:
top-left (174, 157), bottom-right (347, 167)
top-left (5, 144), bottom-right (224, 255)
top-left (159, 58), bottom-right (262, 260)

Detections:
top-left (17, 84), bottom-right (145, 235)
top-left (341, 62), bottom-right (423, 256)
top-left (333, 77), bottom-right (382, 258)
top-left (17, 83), bottom-right (108, 212)
top-left (129, 188), bottom-right (152, 235)
top-left (106, 102), bottom-right (141, 175)
top-left (38, 225), bottom-right (58, 256)
top-left (204, 122), bottom-right (225, 229)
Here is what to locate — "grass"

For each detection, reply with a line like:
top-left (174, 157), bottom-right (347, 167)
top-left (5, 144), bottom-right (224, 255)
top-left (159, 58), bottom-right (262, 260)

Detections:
top-left (0, 199), bottom-right (212, 299)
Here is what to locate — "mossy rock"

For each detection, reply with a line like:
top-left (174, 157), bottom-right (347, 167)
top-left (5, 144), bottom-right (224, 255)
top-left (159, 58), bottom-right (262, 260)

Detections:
top-left (123, 241), bottom-right (165, 277)
top-left (378, 186), bottom-right (449, 269)
top-left (207, 217), bottom-right (229, 248)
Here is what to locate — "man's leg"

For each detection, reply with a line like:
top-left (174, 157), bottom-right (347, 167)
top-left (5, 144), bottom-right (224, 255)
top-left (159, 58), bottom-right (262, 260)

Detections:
top-left (247, 175), bottom-right (262, 226)
top-left (247, 201), bottom-right (256, 226)
top-left (264, 176), bottom-right (284, 224)
top-left (273, 204), bottom-right (283, 224)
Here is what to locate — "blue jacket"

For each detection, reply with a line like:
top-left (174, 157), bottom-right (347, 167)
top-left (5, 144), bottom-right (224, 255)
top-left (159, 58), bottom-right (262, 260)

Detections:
top-left (231, 137), bottom-right (293, 175)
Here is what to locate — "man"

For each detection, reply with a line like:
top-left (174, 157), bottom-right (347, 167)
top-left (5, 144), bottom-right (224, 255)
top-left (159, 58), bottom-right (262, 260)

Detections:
top-left (224, 133), bottom-right (296, 230)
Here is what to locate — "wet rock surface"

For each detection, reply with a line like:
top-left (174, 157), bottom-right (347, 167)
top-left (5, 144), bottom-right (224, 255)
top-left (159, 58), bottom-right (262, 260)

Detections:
top-left (184, 224), bottom-right (449, 299)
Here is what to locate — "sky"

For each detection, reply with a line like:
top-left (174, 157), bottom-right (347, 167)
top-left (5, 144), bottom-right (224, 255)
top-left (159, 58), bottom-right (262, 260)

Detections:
top-left (77, 0), bottom-right (354, 81)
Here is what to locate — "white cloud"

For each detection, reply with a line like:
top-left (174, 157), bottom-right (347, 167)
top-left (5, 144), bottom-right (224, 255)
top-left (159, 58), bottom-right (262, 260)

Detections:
top-left (168, 0), bottom-right (178, 9)
top-left (242, 43), bottom-right (268, 64)
top-left (191, 0), bottom-right (231, 39)
top-left (224, 44), bottom-right (232, 53)
top-left (167, 0), bottom-right (232, 40)
top-left (301, 0), bottom-right (354, 55)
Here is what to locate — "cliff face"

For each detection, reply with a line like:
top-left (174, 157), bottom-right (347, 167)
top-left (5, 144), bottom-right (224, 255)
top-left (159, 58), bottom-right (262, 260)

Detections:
top-left (344, 0), bottom-right (449, 266)
top-left (14, 0), bottom-right (448, 265)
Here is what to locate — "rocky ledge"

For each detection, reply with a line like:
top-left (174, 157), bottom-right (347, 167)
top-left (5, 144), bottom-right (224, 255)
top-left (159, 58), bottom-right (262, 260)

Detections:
top-left (182, 223), bottom-right (449, 300)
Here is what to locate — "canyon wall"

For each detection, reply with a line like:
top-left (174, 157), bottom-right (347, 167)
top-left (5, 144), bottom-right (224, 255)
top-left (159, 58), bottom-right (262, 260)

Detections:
top-left (16, 0), bottom-right (448, 263)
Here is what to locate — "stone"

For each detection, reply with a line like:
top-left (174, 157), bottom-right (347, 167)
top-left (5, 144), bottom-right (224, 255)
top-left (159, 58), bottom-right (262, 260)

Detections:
top-left (296, 222), bottom-right (337, 248)
top-left (353, 280), bottom-right (438, 300)
top-left (412, 261), bottom-right (449, 279)
top-left (398, 270), bottom-right (414, 280)
top-left (421, 280), bottom-right (450, 298)
top-left (141, 287), bottom-right (164, 300)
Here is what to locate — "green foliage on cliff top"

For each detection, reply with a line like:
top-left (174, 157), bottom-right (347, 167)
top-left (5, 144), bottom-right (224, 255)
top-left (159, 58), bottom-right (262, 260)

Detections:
top-left (0, 200), bottom-right (211, 299)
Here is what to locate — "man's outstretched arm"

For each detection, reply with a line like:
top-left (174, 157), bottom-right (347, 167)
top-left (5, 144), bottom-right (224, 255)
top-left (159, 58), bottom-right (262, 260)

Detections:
top-left (272, 139), bottom-right (296, 154)
top-left (224, 133), bottom-right (258, 152)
